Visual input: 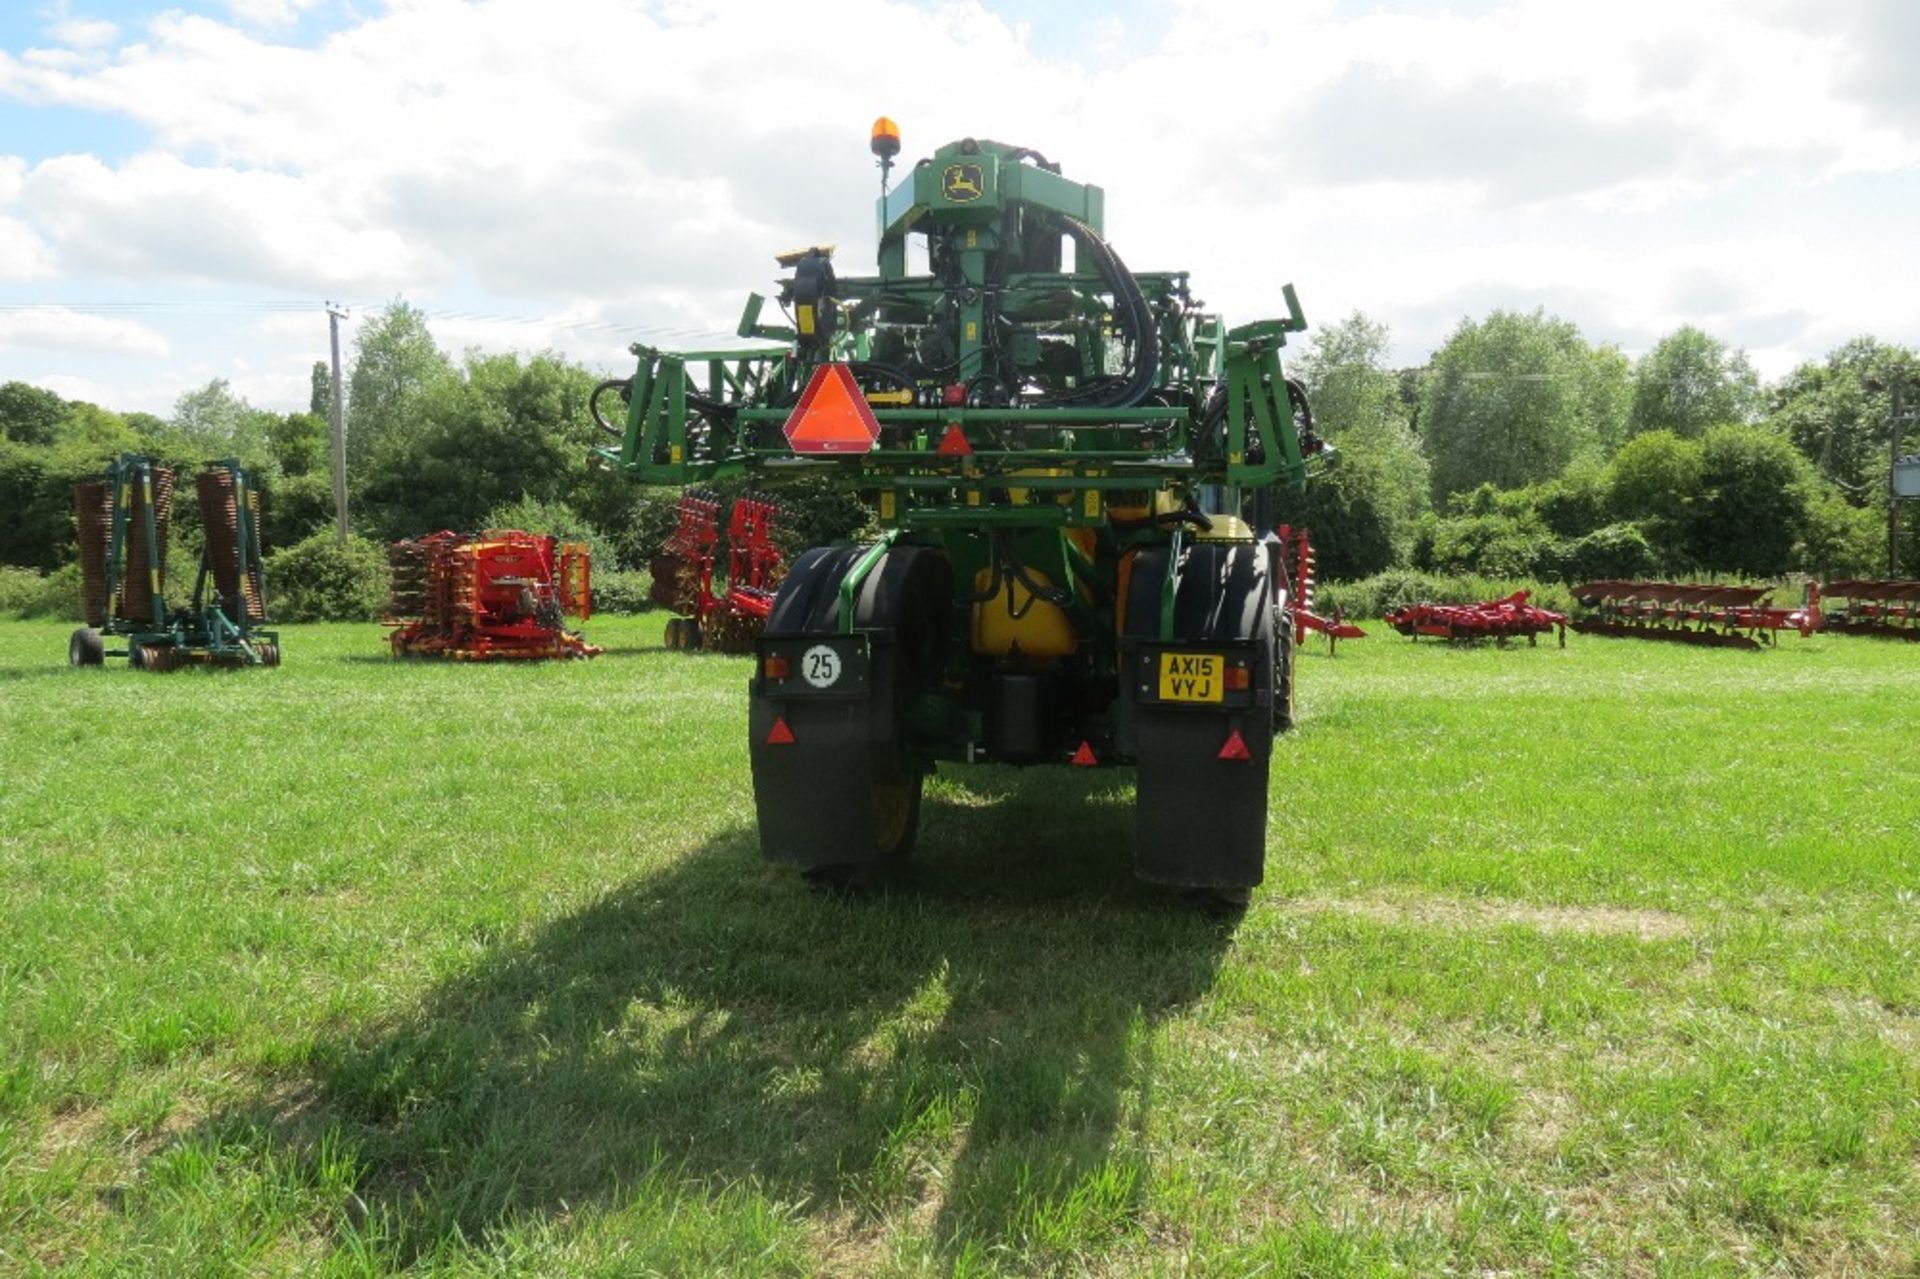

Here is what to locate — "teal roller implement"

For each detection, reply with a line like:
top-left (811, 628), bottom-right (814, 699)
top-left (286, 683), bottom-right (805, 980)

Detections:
top-left (69, 455), bottom-right (281, 671)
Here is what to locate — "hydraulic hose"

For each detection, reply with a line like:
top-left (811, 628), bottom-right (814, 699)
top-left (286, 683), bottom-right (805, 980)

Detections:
top-left (1285, 376), bottom-right (1320, 454)
top-left (1049, 214), bottom-right (1160, 409)
top-left (591, 376), bottom-right (737, 438)
top-left (967, 533), bottom-right (1078, 618)
top-left (590, 379), bottom-right (630, 438)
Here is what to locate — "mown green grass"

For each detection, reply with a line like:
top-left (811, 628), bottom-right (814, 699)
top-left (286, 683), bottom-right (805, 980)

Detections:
top-left (0, 616), bottom-right (1915, 1276)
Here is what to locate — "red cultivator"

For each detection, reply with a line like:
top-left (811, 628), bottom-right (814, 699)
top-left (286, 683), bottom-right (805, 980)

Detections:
top-left (387, 530), bottom-right (599, 660)
top-left (649, 490), bottom-right (785, 652)
top-left (1821, 580), bottom-right (1920, 640)
top-left (1385, 591), bottom-right (1567, 645)
top-left (1276, 524), bottom-right (1367, 652)
top-left (1570, 580), bottom-right (1818, 650)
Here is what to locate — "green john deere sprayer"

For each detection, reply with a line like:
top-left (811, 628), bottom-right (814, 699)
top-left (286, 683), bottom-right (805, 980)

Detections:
top-left (593, 123), bottom-right (1326, 905)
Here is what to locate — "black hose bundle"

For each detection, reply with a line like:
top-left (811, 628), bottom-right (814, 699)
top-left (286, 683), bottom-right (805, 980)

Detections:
top-left (1046, 214), bottom-right (1160, 410)
top-left (591, 375), bottom-right (740, 438)
top-left (968, 531), bottom-right (1080, 625)
top-left (590, 379), bottom-right (629, 438)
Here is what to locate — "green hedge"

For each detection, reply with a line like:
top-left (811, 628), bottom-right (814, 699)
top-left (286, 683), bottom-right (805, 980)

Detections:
top-left (264, 532), bottom-right (390, 622)
top-left (590, 567), bottom-right (651, 616)
top-left (0, 564), bottom-right (79, 619)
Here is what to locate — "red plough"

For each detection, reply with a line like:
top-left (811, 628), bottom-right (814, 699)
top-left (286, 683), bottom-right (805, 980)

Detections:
top-left (650, 490), bottom-right (786, 651)
top-left (1821, 579), bottom-right (1920, 641)
top-left (1384, 591), bottom-right (1567, 646)
top-left (1275, 523), bottom-right (1367, 653)
top-left (1570, 580), bottom-right (1818, 650)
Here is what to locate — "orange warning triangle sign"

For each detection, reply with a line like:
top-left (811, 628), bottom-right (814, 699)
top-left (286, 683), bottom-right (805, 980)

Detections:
top-left (1070, 740), bottom-right (1098, 767)
top-left (782, 364), bottom-right (882, 455)
top-left (766, 715), bottom-right (796, 745)
top-left (1217, 728), bottom-right (1251, 762)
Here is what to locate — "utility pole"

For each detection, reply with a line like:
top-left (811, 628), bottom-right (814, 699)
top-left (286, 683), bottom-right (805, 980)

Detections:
top-left (326, 303), bottom-right (349, 547)
top-left (1892, 376), bottom-right (1909, 577)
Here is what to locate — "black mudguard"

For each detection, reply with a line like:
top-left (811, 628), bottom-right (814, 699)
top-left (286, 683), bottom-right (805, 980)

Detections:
top-left (1123, 542), bottom-right (1278, 889)
top-left (1131, 701), bottom-right (1272, 887)
top-left (750, 687), bottom-right (890, 868)
top-left (748, 543), bottom-right (948, 871)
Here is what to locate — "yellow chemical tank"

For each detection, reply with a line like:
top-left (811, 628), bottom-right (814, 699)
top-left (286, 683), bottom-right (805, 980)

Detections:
top-left (971, 567), bottom-right (1077, 663)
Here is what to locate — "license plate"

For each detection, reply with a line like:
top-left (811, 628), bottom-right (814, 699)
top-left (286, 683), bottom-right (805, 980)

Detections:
top-left (1157, 652), bottom-right (1223, 702)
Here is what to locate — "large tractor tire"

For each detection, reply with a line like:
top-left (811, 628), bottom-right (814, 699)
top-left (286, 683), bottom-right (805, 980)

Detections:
top-left (748, 543), bottom-right (951, 884)
top-left (1122, 541), bottom-right (1284, 907)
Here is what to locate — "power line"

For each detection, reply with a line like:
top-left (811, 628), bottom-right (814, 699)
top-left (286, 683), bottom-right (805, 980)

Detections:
top-left (0, 298), bottom-right (746, 343)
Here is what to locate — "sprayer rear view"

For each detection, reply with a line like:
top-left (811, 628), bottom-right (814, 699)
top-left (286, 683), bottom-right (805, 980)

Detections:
top-left (593, 124), bottom-right (1328, 905)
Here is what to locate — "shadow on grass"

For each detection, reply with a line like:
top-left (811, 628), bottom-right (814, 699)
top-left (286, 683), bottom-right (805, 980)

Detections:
top-left (333, 644), bottom-right (711, 663)
top-left (0, 665), bottom-right (81, 681)
top-left (181, 768), bottom-right (1236, 1266)
top-left (0, 664), bottom-right (267, 681)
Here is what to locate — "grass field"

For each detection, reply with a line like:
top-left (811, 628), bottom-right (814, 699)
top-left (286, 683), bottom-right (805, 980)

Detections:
top-left (1, 614), bottom-right (1916, 1277)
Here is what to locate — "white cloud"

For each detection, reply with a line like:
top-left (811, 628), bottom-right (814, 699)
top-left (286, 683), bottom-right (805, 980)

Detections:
top-left (223, 0), bottom-right (323, 28)
top-left (0, 215), bottom-right (56, 279)
top-left (21, 153), bottom-right (430, 290)
top-left (47, 17), bottom-right (119, 49)
top-left (0, 159), bottom-right (56, 278)
top-left (0, 0), bottom-right (1915, 412)
top-left (0, 306), bottom-right (169, 356)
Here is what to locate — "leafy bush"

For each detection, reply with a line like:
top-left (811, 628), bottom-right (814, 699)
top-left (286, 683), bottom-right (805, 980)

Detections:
top-left (267, 471), bottom-right (338, 549)
top-left (482, 495), bottom-right (608, 562)
top-left (1795, 487), bottom-right (1884, 579)
top-left (1528, 464), bottom-right (1610, 538)
top-left (0, 566), bottom-right (35, 616)
top-left (0, 564), bottom-right (80, 619)
top-left (579, 486), bottom-right (684, 570)
top-left (1418, 511), bottom-right (1551, 578)
top-left (265, 531), bottom-right (390, 621)
top-left (1608, 430), bottom-right (1703, 525)
top-left (1314, 570), bottom-right (1573, 621)
top-left (758, 477), bottom-right (875, 559)
top-left (1535, 522), bottom-right (1656, 584)
top-left (590, 567), bottom-right (652, 615)
top-left (1687, 424), bottom-right (1812, 577)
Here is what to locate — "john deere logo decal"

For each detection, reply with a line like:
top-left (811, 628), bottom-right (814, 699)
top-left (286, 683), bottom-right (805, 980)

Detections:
top-left (942, 163), bottom-right (984, 202)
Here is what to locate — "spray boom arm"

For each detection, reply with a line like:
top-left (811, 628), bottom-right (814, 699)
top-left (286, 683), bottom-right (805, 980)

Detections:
top-left (592, 135), bottom-right (1323, 529)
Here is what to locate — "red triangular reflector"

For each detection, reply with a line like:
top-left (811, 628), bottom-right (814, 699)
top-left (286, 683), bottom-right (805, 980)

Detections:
top-left (1070, 740), bottom-right (1098, 767)
top-left (782, 364), bottom-right (882, 455)
top-left (935, 422), bottom-right (972, 456)
top-left (1217, 729), bottom-right (1251, 762)
top-left (766, 716), bottom-right (796, 745)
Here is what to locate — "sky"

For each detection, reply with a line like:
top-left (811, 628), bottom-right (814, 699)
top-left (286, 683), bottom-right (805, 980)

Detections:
top-left (1, 0), bottom-right (1916, 416)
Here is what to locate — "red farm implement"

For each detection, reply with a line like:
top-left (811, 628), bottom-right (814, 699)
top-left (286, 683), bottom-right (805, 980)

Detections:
top-left (1276, 524), bottom-right (1366, 653)
top-left (1384, 591), bottom-right (1567, 645)
top-left (1821, 579), bottom-right (1920, 641)
top-left (386, 530), bottom-right (599, 660)
top-left (649, 490), bottom-right (785, 652)
top-left (1570, 580), bottom-right (1818, 649)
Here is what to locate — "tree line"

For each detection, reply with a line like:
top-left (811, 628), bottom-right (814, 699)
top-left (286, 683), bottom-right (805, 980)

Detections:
top-left (2, 300), bottom-right (1915, 620)
top-left (1272, 311), bottom-right (1915, 586)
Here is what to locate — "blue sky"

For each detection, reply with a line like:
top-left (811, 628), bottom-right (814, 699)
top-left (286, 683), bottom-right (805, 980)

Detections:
top-left (1, 0), bottom-right (1916, 414)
